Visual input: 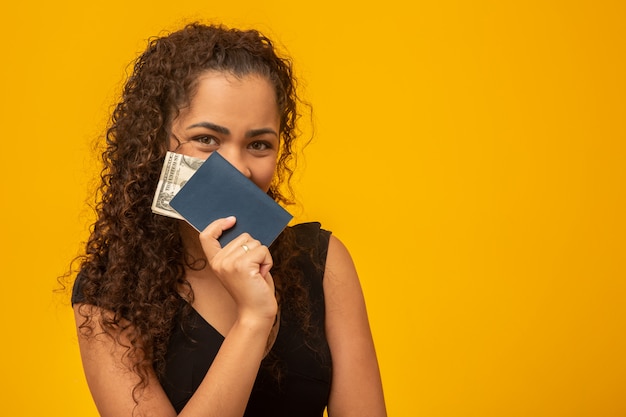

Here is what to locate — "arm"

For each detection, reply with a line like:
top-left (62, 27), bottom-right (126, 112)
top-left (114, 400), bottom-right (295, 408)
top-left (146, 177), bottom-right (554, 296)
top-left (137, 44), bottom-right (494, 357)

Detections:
top-left (74, 304), bottom-right (178, 417)
top-left (75, 306), bottom-right (272, 417)
top-left (324, 235), bottom-right (387, 417)
top-left (75, 217), bottom-right (276, 417)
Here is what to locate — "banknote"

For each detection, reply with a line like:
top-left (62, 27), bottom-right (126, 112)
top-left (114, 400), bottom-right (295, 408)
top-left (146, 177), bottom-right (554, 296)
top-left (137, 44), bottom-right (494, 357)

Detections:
top-left (151, 151), bottom-right (205, 219)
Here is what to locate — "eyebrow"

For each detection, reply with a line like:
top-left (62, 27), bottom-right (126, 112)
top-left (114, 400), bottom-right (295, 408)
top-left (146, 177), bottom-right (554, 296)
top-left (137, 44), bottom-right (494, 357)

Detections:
top-left (246, 128), bottom-right (279, 138)
top-left (186, 122), bottom-right (278, 138)
top-left (187, 122), bottom-right (230, 135)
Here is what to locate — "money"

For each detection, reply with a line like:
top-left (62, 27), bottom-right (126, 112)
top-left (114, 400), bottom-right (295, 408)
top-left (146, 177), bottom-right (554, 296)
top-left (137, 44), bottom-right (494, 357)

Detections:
top-left (151, 151), bottom-right (205, 219)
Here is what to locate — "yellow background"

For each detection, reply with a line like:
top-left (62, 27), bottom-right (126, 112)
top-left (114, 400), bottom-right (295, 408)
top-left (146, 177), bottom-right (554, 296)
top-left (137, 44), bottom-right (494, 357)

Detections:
top-left (1, 1), bottom-right (625, 416)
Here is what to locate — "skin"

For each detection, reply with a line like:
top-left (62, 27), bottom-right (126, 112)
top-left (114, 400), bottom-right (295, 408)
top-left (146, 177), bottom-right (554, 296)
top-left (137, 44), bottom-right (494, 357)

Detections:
top-left (74, 72), bottom-right (386, 417)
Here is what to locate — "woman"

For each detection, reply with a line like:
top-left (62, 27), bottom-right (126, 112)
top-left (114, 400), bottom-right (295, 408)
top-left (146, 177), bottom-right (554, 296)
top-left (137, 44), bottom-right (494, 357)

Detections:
top-left (71, 23), bottom-right (386, 417)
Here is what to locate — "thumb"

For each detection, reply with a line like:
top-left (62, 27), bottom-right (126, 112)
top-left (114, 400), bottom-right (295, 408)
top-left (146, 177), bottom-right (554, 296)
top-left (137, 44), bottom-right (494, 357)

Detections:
top-left (198, 216), bottom-right (237, 260)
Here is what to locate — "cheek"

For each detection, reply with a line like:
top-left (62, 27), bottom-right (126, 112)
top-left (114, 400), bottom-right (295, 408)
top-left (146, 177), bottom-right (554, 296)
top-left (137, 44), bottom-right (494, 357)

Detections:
top-left (254, 160), bottom-right (278, 192)
top-left (167, 136), bottom-right (187, 154)
top-left (167, 136), bottom-right (177, 151)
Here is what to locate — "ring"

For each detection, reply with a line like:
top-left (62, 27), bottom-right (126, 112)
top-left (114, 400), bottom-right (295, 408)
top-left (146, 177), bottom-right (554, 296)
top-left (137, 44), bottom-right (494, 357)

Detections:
top-left (241, 244), bottom-right (250, 253)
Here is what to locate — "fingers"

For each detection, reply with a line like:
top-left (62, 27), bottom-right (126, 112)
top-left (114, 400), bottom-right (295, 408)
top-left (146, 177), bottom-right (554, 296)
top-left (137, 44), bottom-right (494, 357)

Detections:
top-left (197, 218), bottom-right (277, 321)
top-left (229, 234), bottom-right (262, 257)
top-left (198, 217), bottom-right (273, 278)
top-left (198, 216), bottom-right (237, 260)
top-left (220, 234), bottom-right (273, 279)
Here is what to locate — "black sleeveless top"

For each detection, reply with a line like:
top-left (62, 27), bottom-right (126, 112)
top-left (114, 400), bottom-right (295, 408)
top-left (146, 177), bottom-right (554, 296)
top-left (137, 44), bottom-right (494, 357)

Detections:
top-left (72, 222), bottom-right (333, 416)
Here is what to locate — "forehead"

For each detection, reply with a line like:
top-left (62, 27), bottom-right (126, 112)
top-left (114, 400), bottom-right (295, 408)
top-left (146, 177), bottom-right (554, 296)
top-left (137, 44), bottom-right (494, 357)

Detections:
top-left (176, 71), bottom-right (279, 126)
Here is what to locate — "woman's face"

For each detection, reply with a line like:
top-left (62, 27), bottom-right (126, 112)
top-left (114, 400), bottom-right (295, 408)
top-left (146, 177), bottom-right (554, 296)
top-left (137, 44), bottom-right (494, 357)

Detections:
top-left (169, 71), bottom-right (280, 193)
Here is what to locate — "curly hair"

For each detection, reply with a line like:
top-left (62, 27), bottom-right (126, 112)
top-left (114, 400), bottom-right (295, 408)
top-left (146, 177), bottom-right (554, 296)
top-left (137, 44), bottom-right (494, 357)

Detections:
top-left (72, 23), bottom-right (312, 401)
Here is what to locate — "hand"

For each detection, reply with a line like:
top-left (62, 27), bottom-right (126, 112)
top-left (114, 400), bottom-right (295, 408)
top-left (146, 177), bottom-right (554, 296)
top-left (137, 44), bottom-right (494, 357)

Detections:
top-left (199, 216), bottom-right (278, 324)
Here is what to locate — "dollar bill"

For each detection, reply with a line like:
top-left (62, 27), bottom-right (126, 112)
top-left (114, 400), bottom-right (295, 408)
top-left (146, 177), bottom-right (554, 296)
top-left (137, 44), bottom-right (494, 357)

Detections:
top-left (151, 151), bottom-right (205, 219)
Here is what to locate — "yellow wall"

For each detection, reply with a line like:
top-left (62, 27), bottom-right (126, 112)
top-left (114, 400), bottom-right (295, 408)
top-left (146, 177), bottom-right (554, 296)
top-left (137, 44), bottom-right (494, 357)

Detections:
top-left (1, 1), bottom-right (625, 416)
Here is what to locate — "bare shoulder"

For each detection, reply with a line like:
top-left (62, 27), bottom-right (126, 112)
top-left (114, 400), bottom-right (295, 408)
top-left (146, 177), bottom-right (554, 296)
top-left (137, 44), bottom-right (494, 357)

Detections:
top-left (323, 235), bottom-right (365, 314)
top-left (73, 304), bottom-right (176, 417)
top-left (324, 235), bottom-right (357, 280)
top-left (323, 234), bottom-right (370, 331)
top-left (322, 235), bottom-right (387, 417)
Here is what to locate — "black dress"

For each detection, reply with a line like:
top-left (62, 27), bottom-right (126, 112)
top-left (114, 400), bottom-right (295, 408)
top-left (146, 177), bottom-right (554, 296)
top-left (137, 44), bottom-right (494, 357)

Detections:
top-left (73, 222), bottom-right (333, 416)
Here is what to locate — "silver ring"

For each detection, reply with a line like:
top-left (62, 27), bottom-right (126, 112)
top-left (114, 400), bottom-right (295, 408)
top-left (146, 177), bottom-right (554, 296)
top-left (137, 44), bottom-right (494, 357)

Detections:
top-left (241, 244), bottom-right (250, 253)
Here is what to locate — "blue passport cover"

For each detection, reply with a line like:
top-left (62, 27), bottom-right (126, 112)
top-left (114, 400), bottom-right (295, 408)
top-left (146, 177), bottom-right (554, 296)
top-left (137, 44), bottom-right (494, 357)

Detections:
top-left (169, 152), bottom-right (293, 247)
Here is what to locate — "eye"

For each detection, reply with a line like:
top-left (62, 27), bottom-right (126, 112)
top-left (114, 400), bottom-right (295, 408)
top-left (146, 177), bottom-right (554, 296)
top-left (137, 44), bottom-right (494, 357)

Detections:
top-left (193, 135), bottom-right (219, 146)
top-left (190, 135), bottom-right (220, 151)
top-left (248, 141), bottom-right (273, 152)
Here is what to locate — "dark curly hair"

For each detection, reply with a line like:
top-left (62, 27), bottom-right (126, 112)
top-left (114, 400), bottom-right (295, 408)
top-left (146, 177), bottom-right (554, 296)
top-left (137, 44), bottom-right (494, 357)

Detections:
top-left (71, 23), bottom-right (312, 401)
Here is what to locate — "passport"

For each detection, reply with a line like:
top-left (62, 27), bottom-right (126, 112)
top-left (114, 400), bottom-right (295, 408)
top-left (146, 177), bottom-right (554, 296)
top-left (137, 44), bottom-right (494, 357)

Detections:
top-left (169, 152), bottom-right (293, 247)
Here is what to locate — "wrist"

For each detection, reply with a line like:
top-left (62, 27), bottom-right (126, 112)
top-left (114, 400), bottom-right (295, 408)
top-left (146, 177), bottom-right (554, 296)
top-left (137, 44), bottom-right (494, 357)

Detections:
top-left (234, 312), bottom-right (276, 335)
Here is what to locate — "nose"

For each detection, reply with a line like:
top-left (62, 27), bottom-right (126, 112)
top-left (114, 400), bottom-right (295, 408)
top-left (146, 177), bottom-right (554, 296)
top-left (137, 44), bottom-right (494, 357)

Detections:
top-left (216, 149), bottom-right (252, 178)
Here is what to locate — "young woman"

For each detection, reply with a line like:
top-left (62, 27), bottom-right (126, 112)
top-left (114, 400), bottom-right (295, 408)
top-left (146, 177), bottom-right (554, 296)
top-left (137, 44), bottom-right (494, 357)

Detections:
top-left (71, 23), bottom-right (386, 417)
